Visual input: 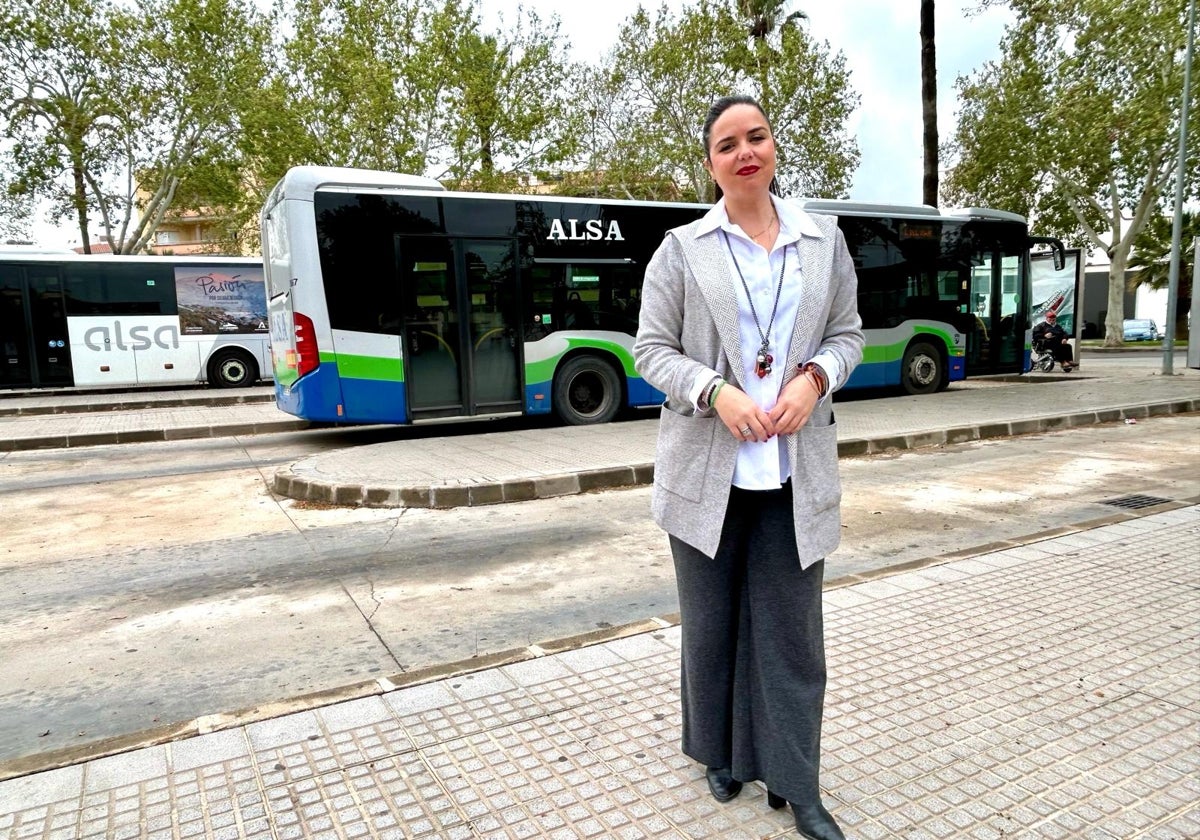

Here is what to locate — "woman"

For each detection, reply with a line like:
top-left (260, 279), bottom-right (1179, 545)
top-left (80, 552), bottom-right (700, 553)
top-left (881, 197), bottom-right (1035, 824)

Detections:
top-left (632, 95), bottom-right (863, 840)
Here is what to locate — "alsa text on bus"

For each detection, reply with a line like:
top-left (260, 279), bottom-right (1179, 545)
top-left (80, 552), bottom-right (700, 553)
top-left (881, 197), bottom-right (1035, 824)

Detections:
top-left (84, 322), bottom-right (180, 351)
top-left (547, 219), bottom-right (625, 242)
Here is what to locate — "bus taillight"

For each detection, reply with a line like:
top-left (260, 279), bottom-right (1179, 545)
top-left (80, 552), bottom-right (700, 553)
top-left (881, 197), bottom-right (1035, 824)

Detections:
top-left (294, 312), bottom-right (319, 378)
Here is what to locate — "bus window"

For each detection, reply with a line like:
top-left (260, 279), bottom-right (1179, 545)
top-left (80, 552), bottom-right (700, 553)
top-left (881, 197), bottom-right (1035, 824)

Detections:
top-left (0, 265), bottom-right (33, 386)
top-left (525, 264), bottom-right (559, 340)
top-left (63, 263), bottom-right (177, 315)
top-left (564, 266), bottom-right (598, 329)
top-left (565, 264), bottom-right (640, 334)
top-left (524, 262), bottom-right (640, 337)
top-left (996, 255), bottom-right (1023, 361)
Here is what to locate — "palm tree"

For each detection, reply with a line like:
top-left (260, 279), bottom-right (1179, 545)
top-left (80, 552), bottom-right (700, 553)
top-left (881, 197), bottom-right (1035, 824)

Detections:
top-left (1129, 211), bottom-right (1196, 338)
top-left (736, 1), bottom-right (807, 116)
top-left (738, 0), bottom-right (807, 40)
top-left (921, 0), bottom-right (937, 207)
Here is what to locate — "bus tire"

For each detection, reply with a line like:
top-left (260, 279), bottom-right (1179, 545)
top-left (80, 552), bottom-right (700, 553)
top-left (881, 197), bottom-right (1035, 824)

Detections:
top-left (207, 348), bottom-right (258, 388)
top-left (552, 355), bottom-right (622, 425)
top-left (901, 341), bottom-right (943, 395)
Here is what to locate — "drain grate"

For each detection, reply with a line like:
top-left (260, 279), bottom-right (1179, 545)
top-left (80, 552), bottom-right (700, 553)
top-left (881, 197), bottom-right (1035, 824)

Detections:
top-left (1098, 494), bottom-right (1174, 510)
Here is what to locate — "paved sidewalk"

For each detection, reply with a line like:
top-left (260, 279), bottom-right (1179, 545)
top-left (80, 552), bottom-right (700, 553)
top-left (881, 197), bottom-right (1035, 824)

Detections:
top-left (0, 380), bottom-right (288, 451)
top-left (0, 386), bottom-right (275, 417)
top-left (2, 504), bottom-right (1196, 839)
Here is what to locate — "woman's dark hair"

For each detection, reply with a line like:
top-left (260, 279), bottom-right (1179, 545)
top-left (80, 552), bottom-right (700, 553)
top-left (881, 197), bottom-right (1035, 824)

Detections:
top-left (701, 95), bottom-right (781, 200)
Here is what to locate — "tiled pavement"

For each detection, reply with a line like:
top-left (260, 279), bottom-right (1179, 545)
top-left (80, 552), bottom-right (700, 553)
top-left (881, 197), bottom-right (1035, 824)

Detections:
top-left (3, 504), bottom-right (1197, 839)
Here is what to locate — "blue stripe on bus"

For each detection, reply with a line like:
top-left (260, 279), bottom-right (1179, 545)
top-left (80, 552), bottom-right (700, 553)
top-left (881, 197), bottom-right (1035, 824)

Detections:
top-left (525, 381), bottom-right (552, 415)
top-left (276, 367), bottom-right (412, 423)
top-left (340, 378), bottom-right (409, 423)
top-left (275, 366), bottom-right (346, 422)
top-left (524, 375), bottom-right (663, 416)
top-left (626, 376), bottom-right (663, 407)
top-left (283, 359), bottom-right (979, 423)
top-left (843, 357), bottom-right (965, 390)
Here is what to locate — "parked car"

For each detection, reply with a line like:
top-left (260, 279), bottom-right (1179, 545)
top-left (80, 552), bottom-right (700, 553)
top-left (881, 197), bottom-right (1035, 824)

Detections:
top-left (1123, 319), bottom-right (1159, 341)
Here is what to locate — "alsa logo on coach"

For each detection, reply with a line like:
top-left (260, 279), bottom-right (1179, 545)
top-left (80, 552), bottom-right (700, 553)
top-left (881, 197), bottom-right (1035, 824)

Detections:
top-left (83, 321), bottom-right (180, 351)
top-left (547, 218), bottom-right (625, 242)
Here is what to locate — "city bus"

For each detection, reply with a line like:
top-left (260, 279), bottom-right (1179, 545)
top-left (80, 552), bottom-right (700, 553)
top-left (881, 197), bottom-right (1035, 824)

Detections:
top-left (0, 250), bottom-right (270, 390)
top-left (261, 166), bottom-right (1063, 425)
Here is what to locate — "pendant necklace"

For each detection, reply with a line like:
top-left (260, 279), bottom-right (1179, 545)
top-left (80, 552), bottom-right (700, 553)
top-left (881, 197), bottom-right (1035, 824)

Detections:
top-left (723, 230), bottom-right (788, 379)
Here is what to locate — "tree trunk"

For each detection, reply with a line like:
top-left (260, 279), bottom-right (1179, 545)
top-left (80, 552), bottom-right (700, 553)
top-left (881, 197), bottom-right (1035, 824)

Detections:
top-left (920, 0), bottom-right (938, 207)
top-left (1103, 249), bottom-right (1129, 347)
top-left (480, 129), bottom-right (494, 178)
top-left (72, 160), bottom-right (90, 255)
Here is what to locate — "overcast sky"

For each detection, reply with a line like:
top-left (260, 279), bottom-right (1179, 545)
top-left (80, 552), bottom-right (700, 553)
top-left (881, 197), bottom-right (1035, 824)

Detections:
top-left (32, 0), bottom-right (1016, 247)
top-left (478, 0), bottom-right (1016, 206)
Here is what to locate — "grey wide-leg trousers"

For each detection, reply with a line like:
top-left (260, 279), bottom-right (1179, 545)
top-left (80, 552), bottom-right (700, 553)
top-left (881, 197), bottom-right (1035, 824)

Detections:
top-left (669, 481), bottom-right (827, 805)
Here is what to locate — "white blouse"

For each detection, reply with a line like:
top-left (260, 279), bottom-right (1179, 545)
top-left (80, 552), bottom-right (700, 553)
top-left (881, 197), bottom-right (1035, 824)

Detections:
top-left (687, 196), bottom-right (842, 490)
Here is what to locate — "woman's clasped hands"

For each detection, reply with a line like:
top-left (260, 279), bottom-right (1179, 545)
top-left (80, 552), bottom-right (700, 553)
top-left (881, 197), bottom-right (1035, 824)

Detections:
top-left (712, 373), bottom-right (820, 442)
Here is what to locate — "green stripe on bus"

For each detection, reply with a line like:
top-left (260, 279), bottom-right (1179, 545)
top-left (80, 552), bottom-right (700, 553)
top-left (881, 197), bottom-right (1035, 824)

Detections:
top-left (861, 328), bottom-right (963, 364)
top-left (525, 329), bottom-right (963, 379)
top-left (525, 337), bottom-right (636, 383)
top-left (330, 353), bottom-right (405, 382)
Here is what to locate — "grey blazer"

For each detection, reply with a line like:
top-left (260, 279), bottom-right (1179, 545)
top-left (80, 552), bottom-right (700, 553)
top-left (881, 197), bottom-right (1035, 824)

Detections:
top-left (632, 208), bottom-right (864, 567)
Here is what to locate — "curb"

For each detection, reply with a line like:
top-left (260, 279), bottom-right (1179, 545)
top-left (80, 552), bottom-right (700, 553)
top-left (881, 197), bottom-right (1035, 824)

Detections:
top-left (5, 496), bottom-right (1194, 784)
top-left (272, 397), bottom-right (1200, 509)
top-left (0, 419), bottom-right (312, 452)
top-left (0, 392), bottom-right (276, 418)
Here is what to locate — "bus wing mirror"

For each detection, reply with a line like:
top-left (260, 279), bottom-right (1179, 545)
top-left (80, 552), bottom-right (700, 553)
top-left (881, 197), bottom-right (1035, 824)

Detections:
top-left (1030, 236), bottom-right (1066, 271)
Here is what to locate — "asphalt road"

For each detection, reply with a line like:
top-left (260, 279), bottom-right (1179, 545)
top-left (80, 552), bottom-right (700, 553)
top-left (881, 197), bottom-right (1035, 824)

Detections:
top-left (1, 411), bottom-right (1197, 772)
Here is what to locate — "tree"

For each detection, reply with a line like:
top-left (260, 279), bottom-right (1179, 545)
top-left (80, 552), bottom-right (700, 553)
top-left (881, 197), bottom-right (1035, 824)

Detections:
top-left (920, 0), bottom-right (937, 206)
top-left (1131, 212), bottom-right (1199, 290)
top-left (0, 0), bottom-right (272, 253)
top-left (441, 6), bottom-right (578, 192)
top-left (275, 0), bottom-right (462, 175)
top-left (0, 173), bottom-right (33, 242)
top-left (584, 2), bottom-right (742, 201)
top-left (728, 0), bottom-right (859, 198)
top-left (0, 0), bottom-right (131, 252)
top-left (750, 14), bottom-right (859, 198)
top-left (578, 0), bottom-right (857, 202)
top-left (943, 0), bottom-right (1197, 345)
top-left (120, 0), bottom-right (273, 253)
top-left (1129, 211), bottom-right (1196, 338)
top-left (738, 0), bottom-right (806, 40)
top-left (735, 0), bottom-right (807, 120)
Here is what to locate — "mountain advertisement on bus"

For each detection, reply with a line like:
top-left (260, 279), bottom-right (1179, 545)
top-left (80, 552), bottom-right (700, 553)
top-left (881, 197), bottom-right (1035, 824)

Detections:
top-left (175, 265), bottom-right (268, 335)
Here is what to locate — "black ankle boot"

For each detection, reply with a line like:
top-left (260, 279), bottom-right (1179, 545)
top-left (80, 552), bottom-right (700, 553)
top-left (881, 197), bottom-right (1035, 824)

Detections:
top-left (766, 791), bottom-right (845, 840)
top-left (705, 766), bottom-right (742, 802)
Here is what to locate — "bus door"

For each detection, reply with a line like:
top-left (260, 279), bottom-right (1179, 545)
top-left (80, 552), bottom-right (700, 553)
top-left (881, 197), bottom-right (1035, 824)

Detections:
top-left (0, 262), bottom-right (72, 388)
top-left (966, 250), bottom-right (1024, 374)
top-left (397, 236), bottom-right (521, 420)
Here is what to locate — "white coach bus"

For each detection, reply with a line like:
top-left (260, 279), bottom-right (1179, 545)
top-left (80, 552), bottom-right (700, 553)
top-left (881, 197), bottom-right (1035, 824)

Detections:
top-left (0, 251), bottom-right (270, 389)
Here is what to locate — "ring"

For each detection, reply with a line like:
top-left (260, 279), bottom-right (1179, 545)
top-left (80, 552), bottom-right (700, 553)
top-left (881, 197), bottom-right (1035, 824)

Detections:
top-left (739, 426), bottom-right (752, 436)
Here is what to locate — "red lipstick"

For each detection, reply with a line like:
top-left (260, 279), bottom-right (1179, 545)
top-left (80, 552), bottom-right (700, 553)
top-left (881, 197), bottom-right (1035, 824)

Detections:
top-left (737, 165), bottom-right (759, 176)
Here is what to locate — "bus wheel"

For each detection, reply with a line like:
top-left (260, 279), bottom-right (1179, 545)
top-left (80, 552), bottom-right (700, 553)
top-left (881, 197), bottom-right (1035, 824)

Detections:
top-left (553, 356), bottom-right (621, 425)
top-left (901, 341), bottom-right (942, 395)
top-left (208, 348), bottom-right (258, 388)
